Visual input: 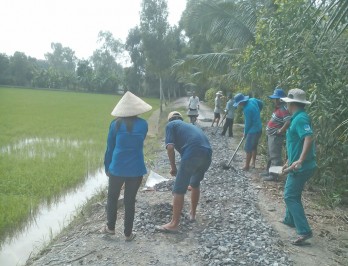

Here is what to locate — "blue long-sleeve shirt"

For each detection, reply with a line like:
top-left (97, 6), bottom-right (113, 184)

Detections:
top-left (225, 99), bottom-right (235, 119)
top-left (243, 98), bottom-right (263, 134)
top-left (104, 117), bottom-right (148, 177)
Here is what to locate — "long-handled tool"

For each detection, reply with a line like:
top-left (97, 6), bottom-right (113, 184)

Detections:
top-left (212, 113), bottom-right (227, 135)
top-left (221, 136), bottom-right (245, 170)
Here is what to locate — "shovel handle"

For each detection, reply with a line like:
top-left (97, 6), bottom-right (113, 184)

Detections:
top-left (282, 164), bottom-right (302, 174)
top-left (213, 113), bottom-right (227, 134)
top-left (282, 167), bottom-right (292, 174)
top-left (226, 136), bottom-right (245, 167)
top-left (219, 113), bottom-right (227, 125)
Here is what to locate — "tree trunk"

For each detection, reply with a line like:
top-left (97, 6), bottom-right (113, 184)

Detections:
top-left (173, 86), bottom-right (177, 99)
top-left (160, 76), bottom-right (163, 112)
top-left (167, 87), bottom-right (171, 104)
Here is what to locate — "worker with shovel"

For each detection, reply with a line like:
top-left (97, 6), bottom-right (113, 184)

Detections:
top-left (280, 88), bottom-right (316, 246)
top-left (155, 111), bottom-right (212, 233)
top-left (233, 93), bottom-right (263, 171)
top-left (260, 88), bottom-right (291, 181)
top-left (220, 93), bottom-right (235, 137)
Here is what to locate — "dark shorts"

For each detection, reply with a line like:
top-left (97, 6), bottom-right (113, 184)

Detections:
top-left (173, 151), bottom-right (212, 194)
top-left (214, 112), bottom-right (221, 119)
top-left (244, 131), bottom-right (262, 152)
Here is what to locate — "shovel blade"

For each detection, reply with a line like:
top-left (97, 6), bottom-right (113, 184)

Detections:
top-left (269, 166), bottom-right (283, 175)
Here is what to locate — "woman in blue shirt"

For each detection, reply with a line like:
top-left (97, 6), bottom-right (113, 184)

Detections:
top-left (102, 91), bottom-right (152, 241)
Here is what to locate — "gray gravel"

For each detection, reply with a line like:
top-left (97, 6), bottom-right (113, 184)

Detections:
top-left (135, 125), bottom-right (292, 266)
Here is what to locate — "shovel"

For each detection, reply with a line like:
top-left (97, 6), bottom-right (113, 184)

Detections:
top-left (221, 136), bottom-right (245, 170)
top-left (212, 113), bottom-right (227, 135)
top-left (268, 166), bottom-right (283, 175)
top-left (269, 164), bottom-right (301, 175)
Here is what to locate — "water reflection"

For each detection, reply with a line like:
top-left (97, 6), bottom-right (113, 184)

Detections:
top-left (0, 168), bottom-right (107, 266)
top-left (0, 138), bottom-right (93, 158)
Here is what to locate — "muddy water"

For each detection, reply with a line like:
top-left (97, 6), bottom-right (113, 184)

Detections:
top-left (0, 168), bottom-right (107, 266)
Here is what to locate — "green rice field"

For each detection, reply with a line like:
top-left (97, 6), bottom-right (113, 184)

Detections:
top-left (0, 87), bottom-right (159, 239)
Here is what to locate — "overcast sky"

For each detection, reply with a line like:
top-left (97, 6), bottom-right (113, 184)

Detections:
top-left (0, 0), bottom-right (187, 60)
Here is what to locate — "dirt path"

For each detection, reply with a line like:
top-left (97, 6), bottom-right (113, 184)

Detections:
top-left (251, 175), bottom-right (348, 266)
top-left (26, 99), bottom-right (348, 266)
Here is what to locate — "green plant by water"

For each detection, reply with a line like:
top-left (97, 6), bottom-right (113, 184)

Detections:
top-left (0, 87), bottom-right (159, 240)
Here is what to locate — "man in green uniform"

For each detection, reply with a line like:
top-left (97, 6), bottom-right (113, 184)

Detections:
top-left (281, 88), bottom-right (317, 246)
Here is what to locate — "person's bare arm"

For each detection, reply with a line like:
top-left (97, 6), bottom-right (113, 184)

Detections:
top-left (282, 160), bottom-right (289, 171)
top-left (278, 120), bottom-right (290, 134)
top-left (167, 144), bottom-right (177, 176)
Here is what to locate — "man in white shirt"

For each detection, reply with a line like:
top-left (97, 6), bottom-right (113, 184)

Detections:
top-left (187, 91), bottom-right (200, 124)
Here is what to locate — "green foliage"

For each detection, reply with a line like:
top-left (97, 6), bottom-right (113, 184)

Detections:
top-left (178, 0), bottom-right (348, 199)
top-left (204, 88), bottom-right (218, 104)
top-left (314, 0), bottom-right (348, 43)
top-left (242, 0), bottom-right (348, 194)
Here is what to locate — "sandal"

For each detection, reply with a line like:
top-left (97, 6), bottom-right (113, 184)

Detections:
top-left (291, 232), bottom-right (313, 246)
top-left (100, 225), bottom-right (115, 235)
top-left (125, 233), bottom-right (136, 242)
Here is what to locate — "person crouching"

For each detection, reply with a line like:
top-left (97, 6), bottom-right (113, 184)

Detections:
top-left (155, 111), bottom-right (212, 233)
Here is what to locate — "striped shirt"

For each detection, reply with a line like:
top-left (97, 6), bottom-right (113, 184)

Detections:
top-left (266, 104), bottom-right (291, 135)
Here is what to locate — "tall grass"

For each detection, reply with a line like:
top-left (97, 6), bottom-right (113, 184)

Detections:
top-left (0, 87), bottom-right (159, 239)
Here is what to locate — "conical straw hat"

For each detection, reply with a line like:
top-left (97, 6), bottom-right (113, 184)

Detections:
top-left (111, 91), bottom-right (152, 117)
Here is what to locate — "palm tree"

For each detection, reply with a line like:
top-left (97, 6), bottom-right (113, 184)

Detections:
top-left (314, 0), bottom-right (348, 43)
top-left (174, 0), bottom-right (260, 85)
top-left (175, 0), bottom-right (347, 89)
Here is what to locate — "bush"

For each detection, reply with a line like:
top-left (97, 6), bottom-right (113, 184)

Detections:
top-left (204, 88), bottom-right (218, 107)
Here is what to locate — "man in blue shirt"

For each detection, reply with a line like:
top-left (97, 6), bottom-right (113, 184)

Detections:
top-left (221, 94), bottom-right (235, 137)
top-left (234, 93), bottom-right (263, 171)
top-left (155, 111), bottom-right (212, 233)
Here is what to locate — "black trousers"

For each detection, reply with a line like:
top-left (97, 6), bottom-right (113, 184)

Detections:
top-left (107, 176), bottom-right (142, 236)
top-left (221, 118), bottom-right (234, 137)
